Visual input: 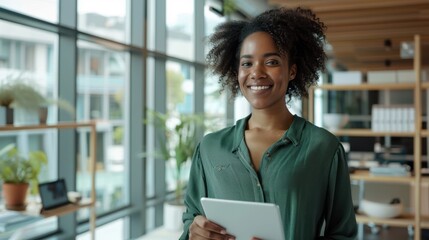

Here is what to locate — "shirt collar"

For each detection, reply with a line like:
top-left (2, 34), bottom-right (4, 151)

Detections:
top-left (232, 114), bottom-right (306, 152)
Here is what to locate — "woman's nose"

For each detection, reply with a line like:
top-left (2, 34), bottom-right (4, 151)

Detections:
top-left (250, 65), bottom-right (267, 79)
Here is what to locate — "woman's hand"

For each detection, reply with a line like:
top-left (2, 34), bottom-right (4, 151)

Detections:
top-left (189, 215), bottom-right (235, 240)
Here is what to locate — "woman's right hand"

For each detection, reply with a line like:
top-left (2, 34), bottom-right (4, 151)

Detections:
top-left (189, 215), bottom-right (235, 240)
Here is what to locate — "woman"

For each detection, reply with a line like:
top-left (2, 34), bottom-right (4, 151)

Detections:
top-left (180, 7), bottom-right (357, 240)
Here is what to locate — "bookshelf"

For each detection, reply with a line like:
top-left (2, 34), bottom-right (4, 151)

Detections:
top-left (308, 35), bottom-right (425, 240)
top-left (0, 122), bottom-right (97, 240)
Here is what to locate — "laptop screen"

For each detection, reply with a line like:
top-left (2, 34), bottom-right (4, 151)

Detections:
top-left (38, 179), bottom-right (70, 210)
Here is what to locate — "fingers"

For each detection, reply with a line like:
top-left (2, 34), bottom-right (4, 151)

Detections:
top-left (189, 215), bottom-right (235, 240)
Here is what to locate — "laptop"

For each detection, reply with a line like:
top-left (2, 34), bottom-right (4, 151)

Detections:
top-left (38, 179), bottom-right (71, 211)
top-left (201, 197), bottom-right (285, 240)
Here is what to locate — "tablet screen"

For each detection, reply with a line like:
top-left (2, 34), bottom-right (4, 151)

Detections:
top-left (201, 198), bottom-right (285, 240)
top-left (39, 179), bottom-right (70, 210)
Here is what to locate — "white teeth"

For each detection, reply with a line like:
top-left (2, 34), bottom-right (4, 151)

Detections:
top-left (250, 85), bottom-right (270, 90)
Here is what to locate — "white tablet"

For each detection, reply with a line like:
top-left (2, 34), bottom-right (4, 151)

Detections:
top-left (201, 197), bottom-right (285, 240)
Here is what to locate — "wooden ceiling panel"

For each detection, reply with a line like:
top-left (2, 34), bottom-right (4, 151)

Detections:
top-left (267, 0), bottom-right (429, 70)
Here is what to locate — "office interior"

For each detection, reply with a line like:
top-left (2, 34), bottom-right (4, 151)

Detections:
top-left (0, 0), bottom-right (428, 239)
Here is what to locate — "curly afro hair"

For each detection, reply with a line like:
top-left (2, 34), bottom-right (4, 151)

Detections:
top-left (206, 7), bottom-right (327, 100)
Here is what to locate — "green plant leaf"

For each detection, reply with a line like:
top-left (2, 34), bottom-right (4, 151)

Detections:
top-left (0, 145), bottom-right (48, 194)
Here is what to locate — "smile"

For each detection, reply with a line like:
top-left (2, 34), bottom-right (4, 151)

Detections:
top-left (249, 85), bottom-right (271, 90)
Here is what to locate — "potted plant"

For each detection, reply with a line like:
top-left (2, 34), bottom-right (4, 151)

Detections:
top-left (0, 144), bottom-right (48, 210)
top-left (0, 81), bottom-right (17, 125)
top-left (144, 110), bottom-right (204, 230)
top-left (0, 78), bottom-right (75, 125)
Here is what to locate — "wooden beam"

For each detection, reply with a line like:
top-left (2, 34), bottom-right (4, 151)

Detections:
top-left (268, 0), bottom-right (429, 12)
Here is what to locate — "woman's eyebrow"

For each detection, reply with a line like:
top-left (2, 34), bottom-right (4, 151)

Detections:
top-left (240, 54), bottom-right (252, 59)
top-left (264, 52), bottom-right (281, 58)
top-left (240, 52), bottom-right (280, 59)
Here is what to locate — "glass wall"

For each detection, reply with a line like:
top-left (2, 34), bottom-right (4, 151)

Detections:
top-left (0, 0), bottom-right (58, 23)
top-left (76, 40), bottom-right (129, 218)
top-left (204, 2), bottom-right (228, 129)
top-left (0, 0), bottom-right (231, 238)
top-left (165, 60), bottom-right (194, 191)
top-left (166, 0), bottom-right (194, 61)
top-left (78, 0), bottom-right (129, 43)
top-left (0, 20), bottom-right (58, 182)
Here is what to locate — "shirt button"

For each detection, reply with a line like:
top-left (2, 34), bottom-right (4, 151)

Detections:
top-left (257, 183), bottom-right (261, 187)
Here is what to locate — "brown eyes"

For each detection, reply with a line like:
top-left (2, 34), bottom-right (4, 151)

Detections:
top-left (240, 59), bottom-right (280, 67)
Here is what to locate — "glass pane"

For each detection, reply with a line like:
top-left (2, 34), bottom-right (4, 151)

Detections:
top-left (78, 0), bottom-right (129, 43)
top-left (77, 41), bottom-right (129, 218)
top-left (166, 0), bottom-right (194, 61)
top-left (204, 71), bottom-right (227, 130)
top-left (145, 57), bottom-right (155, 198)
top-left (204, 2), bottom-right (227, 129)
top-left (77, 217), bottom-right (126, 240)
top-left (0, 0), bottom-right (58, 23)
top-left (0, 20), bottom-right (58, 176)
top-left (204, 1), bottom-right (225, 55)
top-left (165, 61), bottom-right (194, 192)
top-left (166, 61), bottom-right (193, 114)
top-left (0, 22), bottom-right (58, 238)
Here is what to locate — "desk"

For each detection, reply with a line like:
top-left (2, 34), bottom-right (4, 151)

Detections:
top-left (0, 199), bottom-right (92, 240)
top-left (137, 227), bottom-right (182, 240)
top-left (0, 215), bottom-right (56, 240)
top-left (0, 122), bottom-right (97, 240)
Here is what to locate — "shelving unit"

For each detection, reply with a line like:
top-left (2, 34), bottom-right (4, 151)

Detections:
top-left (309, 35), bottom-right (426, 240)
top-left (0, 122), bottom-right (97, 240)
top-left (350, 170), bottom-right (415, 184)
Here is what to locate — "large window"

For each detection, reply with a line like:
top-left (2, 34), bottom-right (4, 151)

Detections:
top-left (0, 21), bottom-right (58, 177)
top-left (0, 0), bottom-right (232, 238)
top-left (77, 41), bottom-right (129, 217)
top-left (165, 61), bottom-right (194, 191)
top-left (204, 2), bottom-right (227, 128)
top-left (78, 0), bottom-right (129, 43)
top-left (0, 0), bottom-right (58, 23)
top-left (166, 0), bottom-right (194, 61)
top-left (0, 20), bottom-right (59, 238)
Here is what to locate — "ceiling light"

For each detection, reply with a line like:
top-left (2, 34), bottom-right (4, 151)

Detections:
top-left (400, 41), bottom-right (414, 59)
top-left (384, 59), bottom-right (391, 67)
top-left (384, 39), bottom-right (392, 51)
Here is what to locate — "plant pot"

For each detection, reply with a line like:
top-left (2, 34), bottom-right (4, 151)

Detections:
top-left (39, 107), bottom-right (48, 124)
top-left (2, 182), bottom-right (29, 210)
top-left (4, 107), bottom-right (14, 125)
top-left (163, 201), bottom-right (186, 231)
top-left (6, 107), bottom-right (13, 125)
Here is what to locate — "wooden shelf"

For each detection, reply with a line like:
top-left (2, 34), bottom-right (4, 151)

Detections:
top-left (421, 216), bottom-right (429, 229)
top-left (422, 82), bottom-right (429, 90)
top-left (0, 122), bottom-right (95, 131)
top-left (315, 82), bottom-right (415, 91)
top-left (40, 200), bottom-right (94, 218)
top-left (330, 129), bottom-right (414, 137)
top-left (422, 130), bottom-right (429, 137)
top-left (356, 213), bottom-right (415, 227)
top-left (0, 122), bottom-right (97, 240)
top-left (421, 175), bottom-right (429, 184)
top-left (351, 170), bottom-right (415, 184)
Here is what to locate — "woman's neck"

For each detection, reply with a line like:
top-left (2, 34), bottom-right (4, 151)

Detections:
top-left (248, 107), bottom-right (293, 131)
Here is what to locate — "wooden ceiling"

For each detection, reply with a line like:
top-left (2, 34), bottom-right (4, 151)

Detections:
top-left (267, 0), bottom-right (429, 71)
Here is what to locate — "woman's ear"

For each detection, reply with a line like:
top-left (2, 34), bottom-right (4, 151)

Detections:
top-left (289, 64), bottom-right (297, 80)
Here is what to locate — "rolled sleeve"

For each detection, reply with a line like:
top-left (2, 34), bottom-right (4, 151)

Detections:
top-left (321, 144), bottom-right (357, 239)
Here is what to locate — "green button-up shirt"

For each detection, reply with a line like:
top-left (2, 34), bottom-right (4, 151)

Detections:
top-left (180, 115), bottom-right (357, 240)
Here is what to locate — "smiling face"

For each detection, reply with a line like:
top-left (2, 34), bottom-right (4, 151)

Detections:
top-left (238, 31), bottom-right (296, 111)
